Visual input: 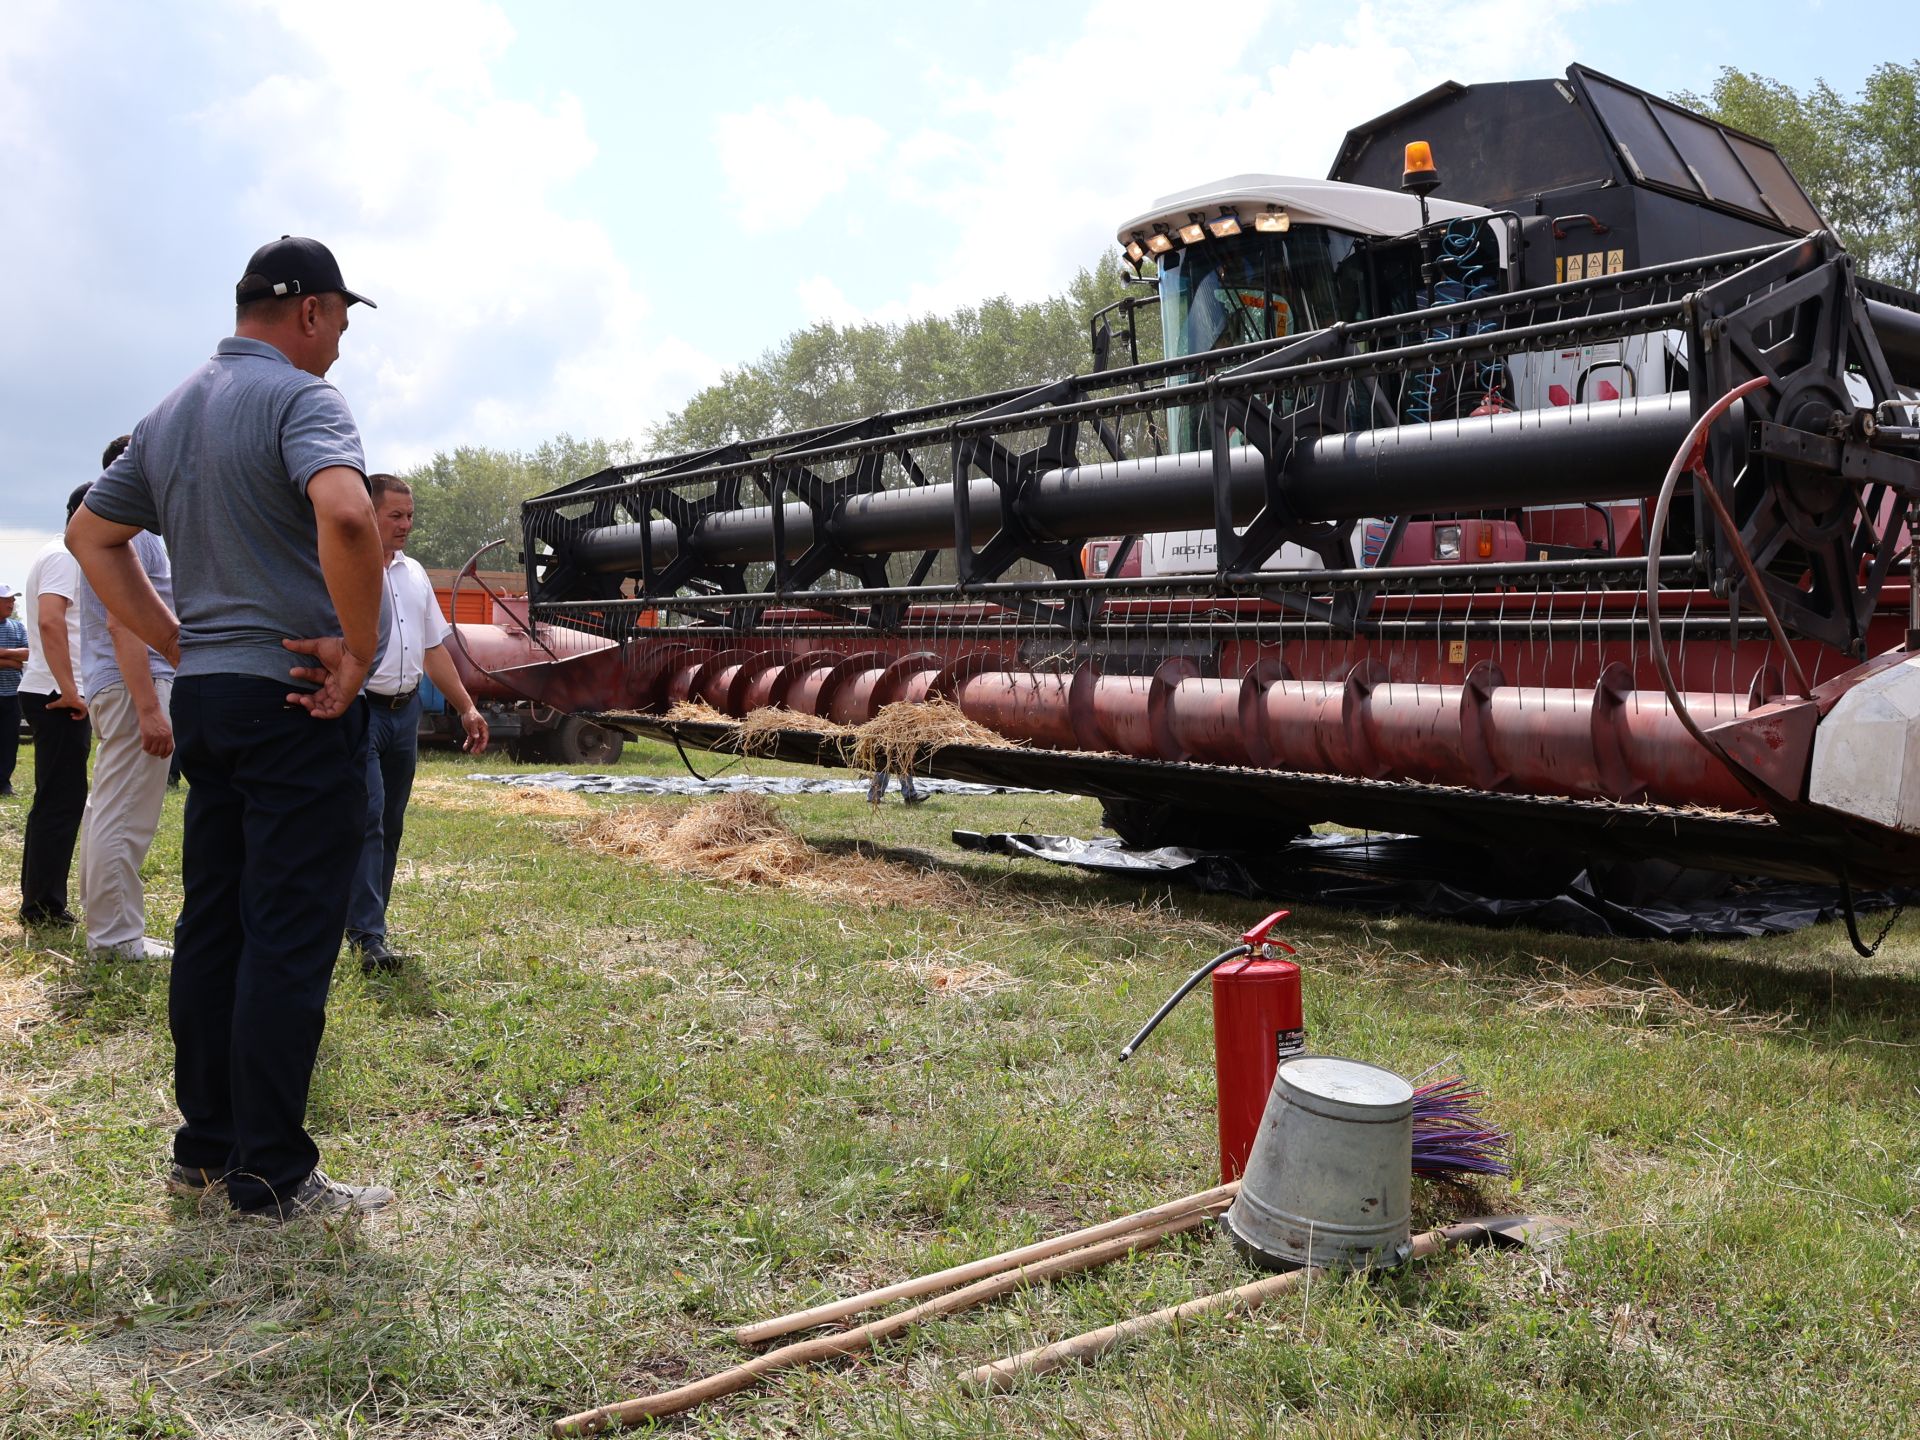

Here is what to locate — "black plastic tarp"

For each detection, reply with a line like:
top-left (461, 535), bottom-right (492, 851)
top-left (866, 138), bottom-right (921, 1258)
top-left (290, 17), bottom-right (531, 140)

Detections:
top-left (470, 772), bottom-right (1037, 798)
top-left (952, 830), bottom-right (1905, 941)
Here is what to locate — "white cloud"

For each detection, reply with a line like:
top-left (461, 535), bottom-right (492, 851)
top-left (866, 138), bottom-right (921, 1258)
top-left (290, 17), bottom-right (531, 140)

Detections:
top-left (713, 97), bottom-right (889, 233)
top-left (793, 273), bottom-right (925, 329)
top-left (868, 0), bottom-right (1585, 318)
top-left (193, 0), bottom-right (723, 466)
top-left (0, 529), bottom-right (59, 591)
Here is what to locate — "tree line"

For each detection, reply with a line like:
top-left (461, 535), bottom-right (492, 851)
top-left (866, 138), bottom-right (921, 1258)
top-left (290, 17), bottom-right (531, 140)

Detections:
top-left (400, 62), bottom-right (1920, 571)
top-left (1682, 61), bottom-right (1920, 289)
top-left (398, 262), bottom-right (1139, 569)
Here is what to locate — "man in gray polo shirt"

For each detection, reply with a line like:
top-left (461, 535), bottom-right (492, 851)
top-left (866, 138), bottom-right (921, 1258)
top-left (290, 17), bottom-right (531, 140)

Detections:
top-left (68, 236), bottom-right (393, 1224)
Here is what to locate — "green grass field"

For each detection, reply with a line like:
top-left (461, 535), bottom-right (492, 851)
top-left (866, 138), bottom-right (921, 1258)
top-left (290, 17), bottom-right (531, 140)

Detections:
top-left (3, 737), bottom-right (1917, 1438)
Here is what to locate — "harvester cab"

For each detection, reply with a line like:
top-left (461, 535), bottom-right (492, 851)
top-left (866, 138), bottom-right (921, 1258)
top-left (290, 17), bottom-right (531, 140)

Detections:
top-left (1094, 63), bottom-right (1842, 578)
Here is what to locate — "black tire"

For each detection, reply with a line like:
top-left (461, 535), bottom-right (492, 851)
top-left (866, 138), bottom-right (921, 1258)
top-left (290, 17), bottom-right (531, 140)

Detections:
top-left (1099, 799), bottom-right (1304, 852)
top-left (548, 716), bottom-right (625, 767)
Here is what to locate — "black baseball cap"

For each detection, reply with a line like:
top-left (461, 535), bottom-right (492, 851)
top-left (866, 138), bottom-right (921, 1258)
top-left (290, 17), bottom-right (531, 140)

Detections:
top-left (235, 236), bottom-right (377, 309)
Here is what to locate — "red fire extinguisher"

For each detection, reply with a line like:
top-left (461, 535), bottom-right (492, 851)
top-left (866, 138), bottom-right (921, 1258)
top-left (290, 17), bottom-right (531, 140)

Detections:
top-left (1119, 910), bottom-right (1303, 1182)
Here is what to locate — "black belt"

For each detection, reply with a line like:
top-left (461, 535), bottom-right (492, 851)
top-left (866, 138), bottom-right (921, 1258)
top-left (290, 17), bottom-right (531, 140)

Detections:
top-left (367, 688), bottom-right (418, 710)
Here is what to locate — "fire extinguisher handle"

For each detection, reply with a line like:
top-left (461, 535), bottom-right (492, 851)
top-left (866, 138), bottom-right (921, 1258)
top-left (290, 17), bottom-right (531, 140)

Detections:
top-left (1240, 909), bottom-right (1295, 954)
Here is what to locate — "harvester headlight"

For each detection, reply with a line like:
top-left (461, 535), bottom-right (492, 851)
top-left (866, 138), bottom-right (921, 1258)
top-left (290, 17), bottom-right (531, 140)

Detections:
top-left (1146, 225), bottom-right (1175, 254)
top-left (1254, 207), bottom-right (1291, 234)
top-left (1434, 523), bottom-right (1462, 560)
top-left (1125, 234), bottom-right (1147, 264)
top-left (1208, 208), bottom-right (1242, 239)
top-left (1178, 212), bottom-right (1207, 246)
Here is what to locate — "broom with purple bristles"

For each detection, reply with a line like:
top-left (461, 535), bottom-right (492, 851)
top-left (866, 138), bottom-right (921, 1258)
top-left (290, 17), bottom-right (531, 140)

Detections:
top-left (1411, 1075), bottom-right (1511, 1179)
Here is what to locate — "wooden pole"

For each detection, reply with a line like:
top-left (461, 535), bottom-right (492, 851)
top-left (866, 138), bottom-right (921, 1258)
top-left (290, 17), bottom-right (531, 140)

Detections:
top-left (960, 1230), bottom-right (1454, 1392)
top-left (550, 1209), bottom-right (1216, 1435)
top-left (952, 1213), bottom-right (1592, 1393)
top-left (734, 1180), bottom-right (1240, 1346)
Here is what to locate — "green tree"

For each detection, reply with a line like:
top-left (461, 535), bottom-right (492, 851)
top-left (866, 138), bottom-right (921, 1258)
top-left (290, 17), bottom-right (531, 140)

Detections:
top-left (401, 432), bottom-right (635, 569)
top-left (651, 257), bottom-right (1148, 452)
top-left (1678, 63), bottom-right (1920, 287)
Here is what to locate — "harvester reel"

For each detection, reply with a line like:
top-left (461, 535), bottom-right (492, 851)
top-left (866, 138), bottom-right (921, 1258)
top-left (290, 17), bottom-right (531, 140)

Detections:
top-left (523, 472), bottom-right (633, 635)
top-left (1694, 238), bottom-right (1911, 653)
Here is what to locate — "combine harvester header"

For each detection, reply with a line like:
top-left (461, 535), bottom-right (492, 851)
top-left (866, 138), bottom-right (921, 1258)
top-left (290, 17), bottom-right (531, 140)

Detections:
top-left (451, 65), bottom-right (1920, 913)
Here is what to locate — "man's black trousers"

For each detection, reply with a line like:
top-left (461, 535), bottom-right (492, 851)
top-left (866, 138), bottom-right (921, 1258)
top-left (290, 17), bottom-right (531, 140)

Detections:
top-left (19, 691), bottom-right (91, 918)
top-left (0, 692), bottom-right (20, 791)
top-left (168, 675), bottom-right (368, 1213)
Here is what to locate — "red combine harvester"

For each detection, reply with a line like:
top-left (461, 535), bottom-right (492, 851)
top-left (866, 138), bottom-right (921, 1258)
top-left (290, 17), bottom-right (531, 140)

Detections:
top-left (446, 66), bottom-right (1920, 928)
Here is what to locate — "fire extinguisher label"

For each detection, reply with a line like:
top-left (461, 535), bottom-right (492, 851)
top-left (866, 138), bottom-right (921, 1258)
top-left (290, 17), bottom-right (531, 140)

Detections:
top-left (1275, 1028), bottom-right (1306, 1060)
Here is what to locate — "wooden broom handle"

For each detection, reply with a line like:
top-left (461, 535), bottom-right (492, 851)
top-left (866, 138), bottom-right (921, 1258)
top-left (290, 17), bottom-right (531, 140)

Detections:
top-left (962, 1228), bottom-right (1454, 1391)
top-left (734, 1180), bottom-right (1241, 1346)
top-left (550, 1207), bottom-right (1222, 1435)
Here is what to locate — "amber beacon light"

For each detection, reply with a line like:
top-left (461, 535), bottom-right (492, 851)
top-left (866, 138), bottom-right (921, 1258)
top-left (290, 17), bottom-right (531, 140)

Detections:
top-left (1401, 140), bottom-right (1440, 194)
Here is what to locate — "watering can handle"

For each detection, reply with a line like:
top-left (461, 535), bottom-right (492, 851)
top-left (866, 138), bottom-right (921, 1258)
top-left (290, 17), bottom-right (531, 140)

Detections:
top-left (1240, 909), bottom-right (1294, 954)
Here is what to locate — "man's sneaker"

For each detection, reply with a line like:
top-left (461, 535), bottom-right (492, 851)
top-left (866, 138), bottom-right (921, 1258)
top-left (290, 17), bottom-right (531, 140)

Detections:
top-left (236, 1168), bottom-right (396, 1224)
top-left (20, 907), bottom-right (78, 927)
top-left (89, 937), bottom-right (175, 962)
top-left (166, 1162), bottom-right (225, 1199)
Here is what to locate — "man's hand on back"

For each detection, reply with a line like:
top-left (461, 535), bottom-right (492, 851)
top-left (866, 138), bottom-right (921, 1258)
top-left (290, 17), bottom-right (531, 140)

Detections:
top-left (283, 636), bottom-right (372, 719)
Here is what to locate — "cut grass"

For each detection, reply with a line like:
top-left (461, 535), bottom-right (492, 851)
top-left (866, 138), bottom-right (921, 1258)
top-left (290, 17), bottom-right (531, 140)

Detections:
top-left (0, 736), bottom-right (1917, 1438)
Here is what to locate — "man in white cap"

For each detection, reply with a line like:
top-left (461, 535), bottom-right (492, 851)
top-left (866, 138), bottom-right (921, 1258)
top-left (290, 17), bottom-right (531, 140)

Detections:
top-left (0, 583), bottom-right (25, 797)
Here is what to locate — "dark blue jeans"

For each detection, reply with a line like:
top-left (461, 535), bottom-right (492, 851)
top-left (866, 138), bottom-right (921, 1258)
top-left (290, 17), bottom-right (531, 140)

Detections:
top-left (346, 693), bottom-right (420, 945)
top-left (168, 675), bottom-right (368, 1212)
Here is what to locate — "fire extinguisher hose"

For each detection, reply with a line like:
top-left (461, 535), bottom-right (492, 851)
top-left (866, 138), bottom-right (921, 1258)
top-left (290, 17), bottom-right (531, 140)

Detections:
top-left (1117, 944), bottom-right (1251, 1062)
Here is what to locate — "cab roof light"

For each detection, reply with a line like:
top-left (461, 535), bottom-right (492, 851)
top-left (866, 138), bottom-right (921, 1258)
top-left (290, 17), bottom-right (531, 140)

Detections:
top-left (1253, 207), bottom-right (1290, 234)
top-left (1124, 232), bottom-right (1147, 264)
top-left (1145, 224), bottom-right (1175, 254)
top-left (1178, 211), bottom-right (1207, 246)
top-left (1401, 139), bottom-right (1441, 195)
top-left (1207, 207), bottom-right (1242, 238)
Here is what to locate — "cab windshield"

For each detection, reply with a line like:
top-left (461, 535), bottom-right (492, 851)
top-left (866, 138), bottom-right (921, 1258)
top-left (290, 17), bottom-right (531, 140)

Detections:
top-left (1158, 227), bottom-right (1358, 362)
top-left (1157, 227), bottom-right (1388, 451)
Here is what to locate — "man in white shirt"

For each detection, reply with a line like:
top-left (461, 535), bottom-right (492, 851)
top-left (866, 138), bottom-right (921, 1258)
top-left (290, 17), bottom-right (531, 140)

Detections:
top-left (347, 473), bottom-right (488, 972)
top-left (18, 479), bottom-right (99, 926)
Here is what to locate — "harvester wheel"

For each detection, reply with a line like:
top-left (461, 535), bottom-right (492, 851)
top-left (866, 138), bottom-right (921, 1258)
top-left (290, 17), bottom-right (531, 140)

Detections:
top-left (1100, 799), bottom-right (1304, 853)
top-left (548, 716), bottom-right (625, 767)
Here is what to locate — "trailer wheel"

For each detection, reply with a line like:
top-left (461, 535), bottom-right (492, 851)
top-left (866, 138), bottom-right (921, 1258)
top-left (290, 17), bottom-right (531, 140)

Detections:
top-left (549, 716), bottom-right (625, 767)
top-left (1100, 799), bottom-right (1304, 852)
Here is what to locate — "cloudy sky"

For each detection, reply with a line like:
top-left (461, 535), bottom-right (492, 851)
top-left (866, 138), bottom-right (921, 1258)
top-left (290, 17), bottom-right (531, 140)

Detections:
top-left (0, 0), bottom-right (1900, 578)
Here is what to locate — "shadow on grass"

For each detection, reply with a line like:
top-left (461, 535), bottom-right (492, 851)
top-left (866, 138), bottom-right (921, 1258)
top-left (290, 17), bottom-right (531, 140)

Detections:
top-left (41, 945), bottom-right (168, 1035)
top-left (9, 1209), bottom-right (444, 1431)
top-left (1339, 905), bottom-right (1920, 1049)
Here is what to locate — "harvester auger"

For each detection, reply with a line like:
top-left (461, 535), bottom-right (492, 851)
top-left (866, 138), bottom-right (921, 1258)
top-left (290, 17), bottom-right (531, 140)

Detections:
top-left (453, 66), bottom-right (1920, 905)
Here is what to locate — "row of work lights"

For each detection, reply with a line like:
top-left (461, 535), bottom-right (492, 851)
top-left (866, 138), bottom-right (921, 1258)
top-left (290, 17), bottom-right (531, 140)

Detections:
top-left (1122, 205), bottom-right (1292, 264)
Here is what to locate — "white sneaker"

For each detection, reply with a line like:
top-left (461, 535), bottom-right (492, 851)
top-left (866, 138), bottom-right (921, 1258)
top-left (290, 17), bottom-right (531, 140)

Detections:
top-left (88, 936), bottom-right (174, 962)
